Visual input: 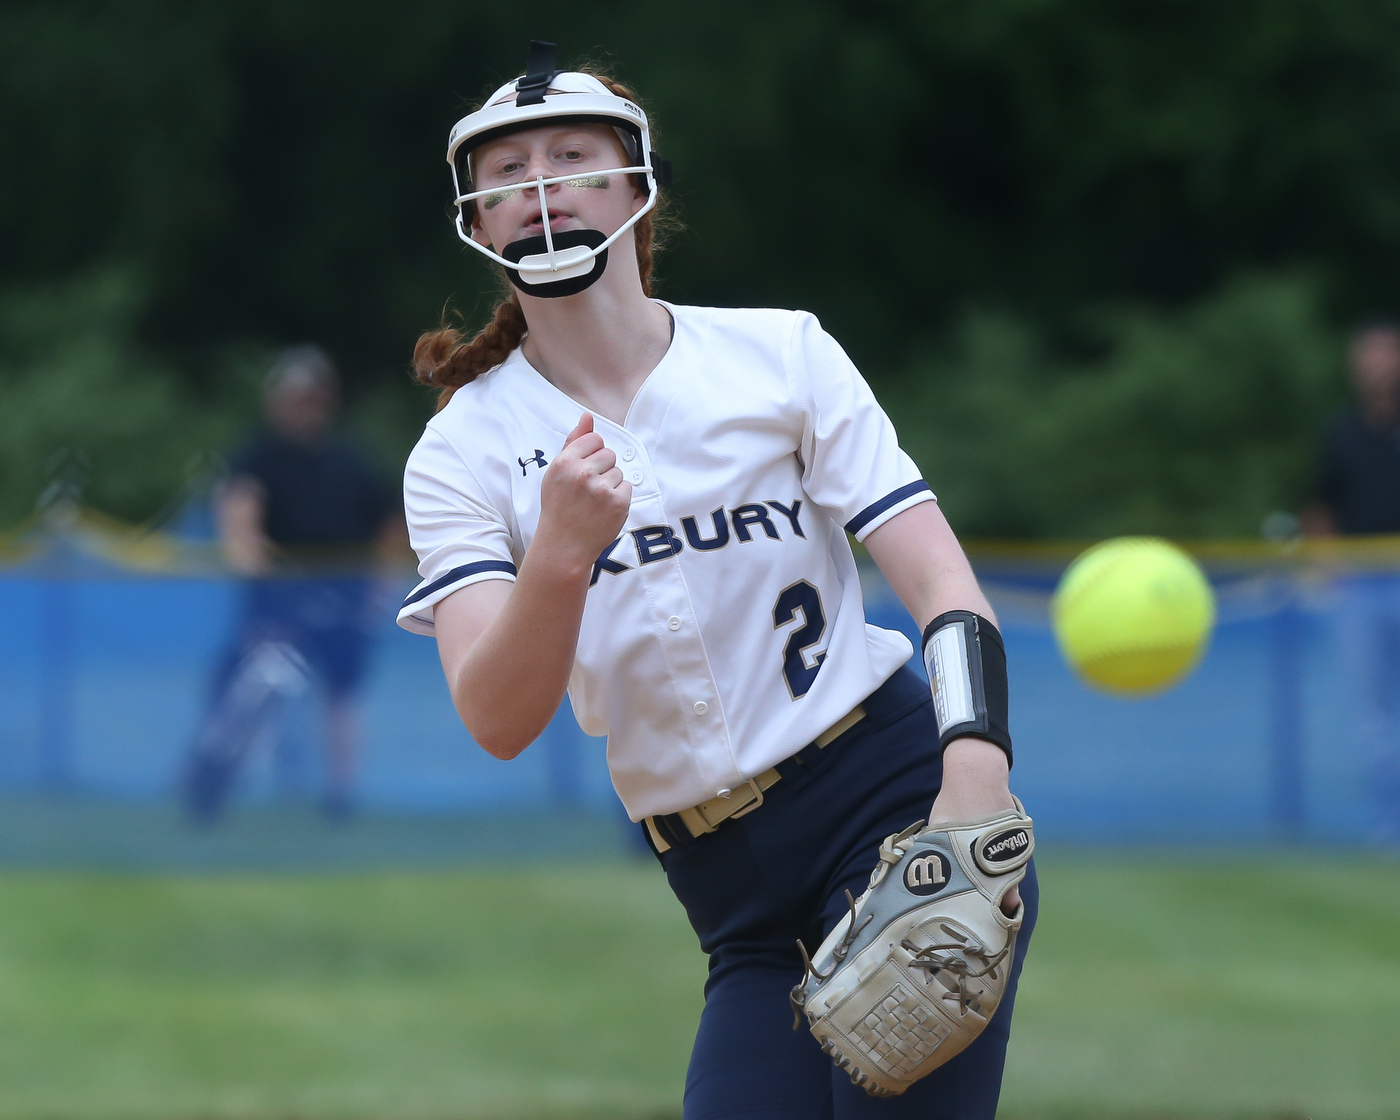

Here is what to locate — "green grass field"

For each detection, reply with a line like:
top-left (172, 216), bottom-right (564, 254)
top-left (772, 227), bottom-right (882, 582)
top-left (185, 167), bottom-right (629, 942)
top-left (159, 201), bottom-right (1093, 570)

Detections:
top-left (0, 852), bottom-right (1396, 1120)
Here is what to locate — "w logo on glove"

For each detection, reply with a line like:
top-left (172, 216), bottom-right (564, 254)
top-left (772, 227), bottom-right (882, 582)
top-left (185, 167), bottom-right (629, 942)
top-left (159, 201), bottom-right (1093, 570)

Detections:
top-left (905, 852), bottom-right (949, 894)
top-left (791, 801), bottom-right (1034, 1098)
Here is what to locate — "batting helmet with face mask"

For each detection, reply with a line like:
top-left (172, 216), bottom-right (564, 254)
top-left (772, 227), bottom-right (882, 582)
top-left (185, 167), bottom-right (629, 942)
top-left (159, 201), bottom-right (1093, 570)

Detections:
top-left (446, 41), bottom-right (673, 298)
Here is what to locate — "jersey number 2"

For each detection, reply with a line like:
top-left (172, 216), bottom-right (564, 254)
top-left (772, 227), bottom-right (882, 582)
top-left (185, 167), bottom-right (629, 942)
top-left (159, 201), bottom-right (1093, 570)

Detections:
top-left (773, 580), bottom-right (827, 698)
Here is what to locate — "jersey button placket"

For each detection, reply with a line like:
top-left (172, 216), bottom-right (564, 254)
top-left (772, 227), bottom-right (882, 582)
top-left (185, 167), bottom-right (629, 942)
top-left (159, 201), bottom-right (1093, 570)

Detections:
top-left (606, 435), bottom-right (644, 494)
top-left (615, 431), bottom-right (730, 793)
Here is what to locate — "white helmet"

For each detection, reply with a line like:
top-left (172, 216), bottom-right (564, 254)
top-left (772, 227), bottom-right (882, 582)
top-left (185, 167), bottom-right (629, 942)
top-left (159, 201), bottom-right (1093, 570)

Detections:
top-left (446, 41), bottom-right (672, 298)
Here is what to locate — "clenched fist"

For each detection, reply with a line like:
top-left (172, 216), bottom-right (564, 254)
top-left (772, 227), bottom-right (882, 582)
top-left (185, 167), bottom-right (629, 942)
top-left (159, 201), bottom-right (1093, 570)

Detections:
top-left (535, 413), bottom-right (632, 574)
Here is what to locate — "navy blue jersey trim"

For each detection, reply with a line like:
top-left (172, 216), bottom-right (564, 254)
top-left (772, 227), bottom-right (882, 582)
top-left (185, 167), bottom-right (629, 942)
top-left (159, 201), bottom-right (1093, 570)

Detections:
top-left (845, 480), bottom-right (932, 536)
top-left (402, 560), bottom-right (517, 608)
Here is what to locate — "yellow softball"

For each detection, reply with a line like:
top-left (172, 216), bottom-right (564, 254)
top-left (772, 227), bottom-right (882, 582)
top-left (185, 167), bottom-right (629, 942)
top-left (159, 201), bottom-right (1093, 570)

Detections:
top-left (1051, 537), bottom-right (1216, 695)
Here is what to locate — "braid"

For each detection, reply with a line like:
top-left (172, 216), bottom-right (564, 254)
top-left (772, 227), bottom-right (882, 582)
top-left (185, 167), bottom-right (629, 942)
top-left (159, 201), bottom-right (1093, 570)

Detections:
top-left (413, 296), bottom-right (527, 411)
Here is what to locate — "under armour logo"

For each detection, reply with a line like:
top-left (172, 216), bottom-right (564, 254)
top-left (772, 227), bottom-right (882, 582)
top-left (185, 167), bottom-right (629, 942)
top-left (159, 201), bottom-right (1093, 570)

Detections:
top-left (518, 449), bottom-right (548, 475)
top-left (905, 853), bottom-right (948, 893)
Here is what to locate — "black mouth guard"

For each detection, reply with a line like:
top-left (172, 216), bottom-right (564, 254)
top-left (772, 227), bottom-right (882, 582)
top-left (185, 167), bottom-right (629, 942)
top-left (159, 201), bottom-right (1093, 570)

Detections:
top-left (501, 228), bottom-right (609, 298)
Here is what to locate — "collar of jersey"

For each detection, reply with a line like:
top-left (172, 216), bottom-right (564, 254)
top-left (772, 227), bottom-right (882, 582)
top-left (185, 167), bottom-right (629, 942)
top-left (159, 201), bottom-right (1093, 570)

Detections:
top-left (509, 298), bottom-right (683, 434)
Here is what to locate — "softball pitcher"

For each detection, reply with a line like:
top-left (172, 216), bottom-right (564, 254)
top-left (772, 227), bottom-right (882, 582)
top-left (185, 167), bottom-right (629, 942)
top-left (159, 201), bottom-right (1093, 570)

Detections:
top-left (399, 41), bottom-right (1038, 1118)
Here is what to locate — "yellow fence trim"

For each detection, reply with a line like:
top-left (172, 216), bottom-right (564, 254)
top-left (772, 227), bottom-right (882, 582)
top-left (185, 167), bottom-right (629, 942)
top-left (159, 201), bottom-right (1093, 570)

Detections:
top-left (4, 508), bottom-right (1400, 576)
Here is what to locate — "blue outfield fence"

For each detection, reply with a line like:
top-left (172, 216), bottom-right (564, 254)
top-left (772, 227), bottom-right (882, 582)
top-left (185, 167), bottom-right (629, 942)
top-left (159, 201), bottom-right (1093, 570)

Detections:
top-left (2, 521), bottom-right (1399, 865)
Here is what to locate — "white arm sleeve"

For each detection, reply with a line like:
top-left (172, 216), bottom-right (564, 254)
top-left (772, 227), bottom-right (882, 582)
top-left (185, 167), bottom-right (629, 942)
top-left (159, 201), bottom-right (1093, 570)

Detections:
top-left (790, 312), bottom-right (935, 541)
top-left (398, 425), bottom-right (518, 635)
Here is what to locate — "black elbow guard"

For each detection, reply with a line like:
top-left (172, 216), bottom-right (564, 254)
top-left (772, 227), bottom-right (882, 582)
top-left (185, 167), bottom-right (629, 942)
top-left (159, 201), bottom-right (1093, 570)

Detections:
top-left (920, 610), bottom-right (1013, 765)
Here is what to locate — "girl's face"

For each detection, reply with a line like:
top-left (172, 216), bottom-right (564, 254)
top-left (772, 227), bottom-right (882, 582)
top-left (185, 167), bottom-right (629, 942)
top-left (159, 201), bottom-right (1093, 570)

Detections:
top-left (468, 123), bottom-right (645, 253)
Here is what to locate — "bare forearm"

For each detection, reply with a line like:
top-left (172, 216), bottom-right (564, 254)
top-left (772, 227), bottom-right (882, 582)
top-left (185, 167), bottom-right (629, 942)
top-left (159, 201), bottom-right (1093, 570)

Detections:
top-left (863, 501), bottom-right (996, 632)
top-left (864, 501), bottom-right (1016, 831)
top-left (906, 560), bottom-right (997, 632)
top-left (445, 550), bottom-right (591, 759)
top-left (216, 479), bottom-right (273, 575)
top-left (433, 412), bottom-right (631, 762)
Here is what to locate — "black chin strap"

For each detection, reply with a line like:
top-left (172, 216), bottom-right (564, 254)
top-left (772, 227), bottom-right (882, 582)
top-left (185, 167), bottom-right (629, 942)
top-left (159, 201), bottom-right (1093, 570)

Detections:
top-left (515, 40), bottom-right (558, 106)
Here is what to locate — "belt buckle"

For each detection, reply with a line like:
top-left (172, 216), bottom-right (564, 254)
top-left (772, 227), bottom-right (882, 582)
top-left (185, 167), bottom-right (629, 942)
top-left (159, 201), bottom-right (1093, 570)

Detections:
top-left (727, 777), bottom-right (766, 820)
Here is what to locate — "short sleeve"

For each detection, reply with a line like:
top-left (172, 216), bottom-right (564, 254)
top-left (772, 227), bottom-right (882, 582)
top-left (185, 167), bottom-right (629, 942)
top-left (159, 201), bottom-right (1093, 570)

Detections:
top-left (397, 426), bottom-right (518, 635)
top-left (790, 313), bottom-right (935, 541)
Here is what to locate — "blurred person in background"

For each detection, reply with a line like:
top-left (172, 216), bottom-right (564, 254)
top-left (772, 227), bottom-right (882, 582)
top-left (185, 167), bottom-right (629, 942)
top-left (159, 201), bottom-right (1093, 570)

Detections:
top-left (1312, 319), bottom-right (1400, 536)
top-left (182, 345), bottom-right (403, 823)
top-left (1306, 318), bottom-right (1400, 840)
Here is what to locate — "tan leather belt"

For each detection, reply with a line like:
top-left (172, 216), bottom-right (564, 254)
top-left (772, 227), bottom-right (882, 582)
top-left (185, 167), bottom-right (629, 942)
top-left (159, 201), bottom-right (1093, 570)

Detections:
top-left (644, 703), bottom-right (867, 854)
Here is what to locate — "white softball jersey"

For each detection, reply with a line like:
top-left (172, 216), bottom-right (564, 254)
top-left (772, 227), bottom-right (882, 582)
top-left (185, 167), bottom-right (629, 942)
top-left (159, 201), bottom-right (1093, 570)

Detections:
top-left (399, 303), bottom-right (937, 820)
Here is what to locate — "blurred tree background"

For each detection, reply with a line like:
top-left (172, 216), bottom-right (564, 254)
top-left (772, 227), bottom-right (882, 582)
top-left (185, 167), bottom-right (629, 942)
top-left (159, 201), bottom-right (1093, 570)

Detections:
top-left (4, 0), bottom-right (1400, 535)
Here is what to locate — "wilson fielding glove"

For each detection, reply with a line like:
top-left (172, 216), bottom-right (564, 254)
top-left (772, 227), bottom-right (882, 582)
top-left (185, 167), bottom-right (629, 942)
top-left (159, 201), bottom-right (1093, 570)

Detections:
top-left (789, 799), bottom-right (1034, 1098)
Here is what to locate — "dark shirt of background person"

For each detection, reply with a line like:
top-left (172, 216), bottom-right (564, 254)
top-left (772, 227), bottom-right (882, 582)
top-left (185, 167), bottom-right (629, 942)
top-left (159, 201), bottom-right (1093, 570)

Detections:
top-left (227, 428), bottom-right (394, 559)
top-left (219, 345), bottom-right (399, 571)
top-left (1314, 319), bottom-right (1400, 535)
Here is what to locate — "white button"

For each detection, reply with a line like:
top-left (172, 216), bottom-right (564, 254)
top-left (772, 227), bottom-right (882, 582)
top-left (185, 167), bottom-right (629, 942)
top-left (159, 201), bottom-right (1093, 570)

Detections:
top-left (717, 788), bottom-right (732, 799)
top-left (667, 616), bottom-right (682, 631)
top-left (629, 470), bottom-right (643, 485)
top-left (622, 447), bottom-right (636, 461)
top-left (693, 701), bottom-right (708, 715)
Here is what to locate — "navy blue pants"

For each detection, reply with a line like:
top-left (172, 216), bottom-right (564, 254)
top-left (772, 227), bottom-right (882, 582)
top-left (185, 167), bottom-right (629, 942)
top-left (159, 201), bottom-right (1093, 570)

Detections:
top-left (653, 666), bottom-right (1038, 1119)
top-left (211, 576), bottom-right (376, 701)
